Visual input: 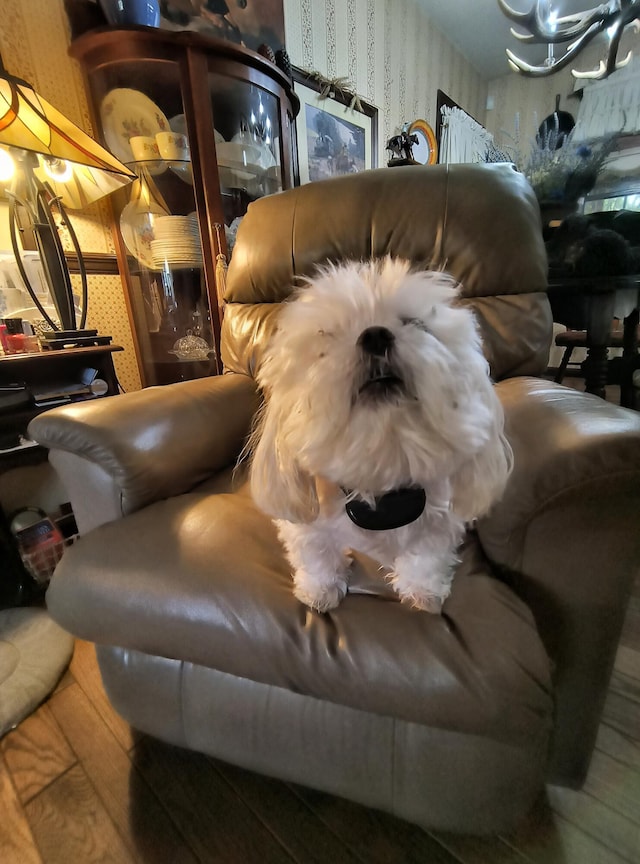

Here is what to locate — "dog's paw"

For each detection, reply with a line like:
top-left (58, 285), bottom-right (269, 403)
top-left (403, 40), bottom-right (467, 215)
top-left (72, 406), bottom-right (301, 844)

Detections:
top-left (293, 570), bottom-right (349, 613)
top-left (387, 560), bottom-right (451, 614)
top-left (398, 588), bottom-right (445, 614)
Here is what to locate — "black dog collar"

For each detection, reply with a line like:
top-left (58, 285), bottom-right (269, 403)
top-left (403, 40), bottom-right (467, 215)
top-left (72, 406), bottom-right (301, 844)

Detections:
top-left (344, 486), bottom-right (426, 531)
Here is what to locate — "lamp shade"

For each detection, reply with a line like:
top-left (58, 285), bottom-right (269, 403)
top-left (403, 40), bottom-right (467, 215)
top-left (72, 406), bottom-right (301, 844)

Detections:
top-left (0, 72), bottom-right (135, 207)
top-left (34, 160), bottom-right (133, 209)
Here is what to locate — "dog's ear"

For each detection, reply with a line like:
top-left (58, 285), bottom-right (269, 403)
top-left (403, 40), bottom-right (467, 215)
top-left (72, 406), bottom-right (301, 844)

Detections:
top-left (249, 395), bottom-right (319, 524)
top-left (450, 379), bottom-right (513, 522)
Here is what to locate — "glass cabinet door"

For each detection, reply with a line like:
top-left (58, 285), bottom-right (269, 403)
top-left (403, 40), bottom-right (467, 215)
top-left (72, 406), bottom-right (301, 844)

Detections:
top-left (89, 58), bottom-right (216, 386)
top-left (72, 28), bottom-right (299, 389)
top-left (208, 74), bottom-right (284, 254)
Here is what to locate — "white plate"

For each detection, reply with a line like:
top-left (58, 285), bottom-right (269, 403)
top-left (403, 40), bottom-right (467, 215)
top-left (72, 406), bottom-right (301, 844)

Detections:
top-left (101, 88), bottom-right (171, 164)
top-left (169, 114), bottom-right (187, 136)
top-left (168, 115), bottom-right (222, 184)
top-left (219, 158), bottom-right (262, 178)
top-left (231, 133), bottom-right (276, 170)
top-left (170, 114), bottom-right (225, 144)
top-left (154, 215), bottom-right (199, 229)
top-left (217, 141), bottom-right (261, 167)
top-left (120, 200), bottom-right (170, 270)
top-left (170, 161), bottom-right (194, 184)
top-left (120, 205), bottom-right (156, 269)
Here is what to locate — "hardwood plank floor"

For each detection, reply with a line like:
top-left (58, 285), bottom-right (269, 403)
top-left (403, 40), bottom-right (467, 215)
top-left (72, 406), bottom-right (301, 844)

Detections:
top-left (1, 620), bottom-right (638, 864)
top-left (0, 753), bottom-right (43, 864)
top-left (47, 683), bottom-right (199, 864)
top-left (1, 703), bottom-right (76, 805)
top-left (24, 762), bottom-right (139, 864)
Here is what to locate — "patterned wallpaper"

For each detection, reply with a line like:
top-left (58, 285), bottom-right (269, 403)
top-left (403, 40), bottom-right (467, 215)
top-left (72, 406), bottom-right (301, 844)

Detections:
top-left (283, 0), bottom-right (488, 165)
top-left (0, 0), bottom-right (141, 392)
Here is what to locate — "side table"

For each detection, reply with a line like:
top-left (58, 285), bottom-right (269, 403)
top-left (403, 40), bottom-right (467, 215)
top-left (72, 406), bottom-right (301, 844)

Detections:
top-left (0, 345), bottom-right (123, 605)
top-left (547, 275), bottom-right (640, 405)
top-left (1, 345), bottom-right (123, 460)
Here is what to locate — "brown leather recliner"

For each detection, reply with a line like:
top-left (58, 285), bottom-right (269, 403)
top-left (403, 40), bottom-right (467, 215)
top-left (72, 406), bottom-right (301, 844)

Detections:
top-left (29, 165), bottom-right (640, 835)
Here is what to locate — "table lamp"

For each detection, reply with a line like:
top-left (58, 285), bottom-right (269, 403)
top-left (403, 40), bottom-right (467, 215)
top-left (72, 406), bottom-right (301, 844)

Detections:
top-left (0, 56), bottom-right (135, 345)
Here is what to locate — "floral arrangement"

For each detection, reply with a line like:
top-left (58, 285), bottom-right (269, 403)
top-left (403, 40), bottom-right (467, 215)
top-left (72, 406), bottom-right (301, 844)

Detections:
top-left (519, 129), bottom-right (617, 204)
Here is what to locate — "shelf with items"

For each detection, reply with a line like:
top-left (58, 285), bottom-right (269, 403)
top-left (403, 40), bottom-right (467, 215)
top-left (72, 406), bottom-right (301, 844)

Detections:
top-left (69, 27), bottom-right (298, 387)
top-left (0, 344), bottom-right (123, 454)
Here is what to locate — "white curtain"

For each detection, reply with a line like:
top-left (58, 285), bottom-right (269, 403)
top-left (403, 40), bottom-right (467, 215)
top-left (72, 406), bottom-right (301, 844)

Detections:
top-left (439, 106), bottom-right (495, 164)
top-left (572, 60), bottom-right (640, 141)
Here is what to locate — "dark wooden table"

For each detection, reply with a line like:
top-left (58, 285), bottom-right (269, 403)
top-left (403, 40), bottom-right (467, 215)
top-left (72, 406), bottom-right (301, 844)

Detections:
top-left (0, 345), bottom-right (123, 606)
top-left (0, 344), bottom-right (123, 460)
top-left (547, 274), bottom-right (640, 406)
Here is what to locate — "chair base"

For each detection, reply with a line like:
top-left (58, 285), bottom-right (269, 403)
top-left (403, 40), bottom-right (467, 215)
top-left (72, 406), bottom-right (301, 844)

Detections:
top-left (97, 644), bottom-right (551, 836)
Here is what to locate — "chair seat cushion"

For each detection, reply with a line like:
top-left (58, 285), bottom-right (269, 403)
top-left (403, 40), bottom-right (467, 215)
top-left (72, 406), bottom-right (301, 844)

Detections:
top-left (47, 475), bottom-right (553, 746)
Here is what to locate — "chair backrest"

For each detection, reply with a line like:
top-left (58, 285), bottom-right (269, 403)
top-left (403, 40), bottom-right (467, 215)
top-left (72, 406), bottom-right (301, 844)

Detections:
top-left (222, 163), bottom-right (552, 380)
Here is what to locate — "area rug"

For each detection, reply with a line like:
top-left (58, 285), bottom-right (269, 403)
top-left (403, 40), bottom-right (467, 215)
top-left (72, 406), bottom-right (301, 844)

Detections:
top-left (0, 607), bottom-right (74, 737)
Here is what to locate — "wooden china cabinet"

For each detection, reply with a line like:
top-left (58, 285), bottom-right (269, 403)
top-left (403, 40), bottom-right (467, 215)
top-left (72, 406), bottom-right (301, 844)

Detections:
top-left (70, 27), bottom-right (299, 386)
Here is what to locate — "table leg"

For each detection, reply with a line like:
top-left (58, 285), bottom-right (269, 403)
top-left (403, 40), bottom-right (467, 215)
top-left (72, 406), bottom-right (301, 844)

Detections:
top-left (583, 291), bottom-right (615, 400)
top-left (620, 308), bottom-right (639, 409)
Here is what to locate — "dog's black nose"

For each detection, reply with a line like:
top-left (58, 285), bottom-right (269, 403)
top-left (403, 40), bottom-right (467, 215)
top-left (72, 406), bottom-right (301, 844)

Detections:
top-left (358, 326), bottom-right (395, 356)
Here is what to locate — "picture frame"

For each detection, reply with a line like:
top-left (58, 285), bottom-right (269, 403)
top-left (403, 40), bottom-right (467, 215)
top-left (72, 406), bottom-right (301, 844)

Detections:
top-left (63, 1), bottom-right (286, 52)
top-left (292, 68), bottom-right (378, 185)
top-left (158, 1), bottom-right (285, 54)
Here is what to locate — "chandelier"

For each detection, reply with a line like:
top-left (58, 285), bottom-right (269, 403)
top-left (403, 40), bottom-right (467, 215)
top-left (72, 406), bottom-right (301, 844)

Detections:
top-left (498, 0), bottom-right (640, 79)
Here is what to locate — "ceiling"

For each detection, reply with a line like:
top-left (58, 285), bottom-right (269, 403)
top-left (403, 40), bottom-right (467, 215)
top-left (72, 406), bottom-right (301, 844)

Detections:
top-left (416, 0), bottom-right (607, 81)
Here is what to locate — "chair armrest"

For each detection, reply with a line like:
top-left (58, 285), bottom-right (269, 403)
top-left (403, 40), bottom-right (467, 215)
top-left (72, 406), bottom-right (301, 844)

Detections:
top-left (28, 373), bottom-right (259, 532)
top-left (478, 377), bottom-right (640, 785)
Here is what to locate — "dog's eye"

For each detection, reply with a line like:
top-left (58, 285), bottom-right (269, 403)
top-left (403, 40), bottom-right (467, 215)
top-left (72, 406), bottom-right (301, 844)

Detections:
top-left (400, 316), bottom-right (429, 332)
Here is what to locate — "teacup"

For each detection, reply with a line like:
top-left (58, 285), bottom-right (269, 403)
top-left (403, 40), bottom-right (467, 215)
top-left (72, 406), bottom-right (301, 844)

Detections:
top-left (129, 135), bottom-right (163, 163)
top-left (156, 131), bottom-right (190, 162)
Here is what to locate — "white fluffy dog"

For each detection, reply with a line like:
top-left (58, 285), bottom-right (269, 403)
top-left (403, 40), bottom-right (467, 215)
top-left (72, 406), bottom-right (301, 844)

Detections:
top-left (250, 258), bottom-right (512, 613)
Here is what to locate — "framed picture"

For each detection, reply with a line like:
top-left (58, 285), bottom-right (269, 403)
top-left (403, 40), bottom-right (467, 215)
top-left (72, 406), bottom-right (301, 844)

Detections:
top-left (159, 1), bottom-right (285, 53)
top-left (292, 68), bottom-right (378, 185)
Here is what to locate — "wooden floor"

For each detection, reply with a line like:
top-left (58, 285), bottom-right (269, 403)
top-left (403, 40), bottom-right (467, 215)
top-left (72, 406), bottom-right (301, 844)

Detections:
top-left (0, 576), bottom-right (638, 864)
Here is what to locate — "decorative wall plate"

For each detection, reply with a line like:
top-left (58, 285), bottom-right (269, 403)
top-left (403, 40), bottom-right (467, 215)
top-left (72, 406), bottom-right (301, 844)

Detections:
top-left (119, 172), bottom-right (169, 269)
top-left (170, 113), bottom-right (225, 145)
top-left (409, 119), bottom-right (438, 165)
top-left (100, 88), bottom-right (170, 163)
top-left (119, 205), bottom-right (157, 269)
top-left (169, 114), bottom-right (187, 136)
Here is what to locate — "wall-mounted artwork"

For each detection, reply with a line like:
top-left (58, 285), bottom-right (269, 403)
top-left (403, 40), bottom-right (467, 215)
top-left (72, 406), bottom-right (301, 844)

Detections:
top-left (64, 1), bottom-right (284, 51)
top-left (292, 68), bottom-right (378, 186)
top-left (159, 1), bottom-right (285, 53)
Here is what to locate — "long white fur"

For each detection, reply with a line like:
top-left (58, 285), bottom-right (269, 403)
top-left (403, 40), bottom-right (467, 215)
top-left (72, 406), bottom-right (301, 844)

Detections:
top-left (249, 258), bottom-right (512, 613)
